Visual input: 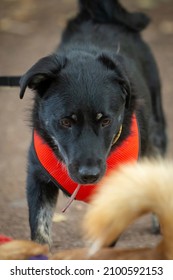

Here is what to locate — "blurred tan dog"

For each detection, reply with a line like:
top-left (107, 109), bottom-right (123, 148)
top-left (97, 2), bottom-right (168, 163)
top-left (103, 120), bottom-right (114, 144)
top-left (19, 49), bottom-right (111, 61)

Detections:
top-left (53, 159), bottom-right (173, 260)
top-left (1, 159), bottom-right (173, 260)
top-left (0, 240), bottom-right (49, 260)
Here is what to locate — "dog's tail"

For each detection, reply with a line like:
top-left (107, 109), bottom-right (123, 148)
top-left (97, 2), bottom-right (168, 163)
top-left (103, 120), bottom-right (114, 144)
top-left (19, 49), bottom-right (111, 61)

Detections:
top-left (78, 0), bottom-right (150, 32)
top-left (83, 159), bottom-right (173, 259)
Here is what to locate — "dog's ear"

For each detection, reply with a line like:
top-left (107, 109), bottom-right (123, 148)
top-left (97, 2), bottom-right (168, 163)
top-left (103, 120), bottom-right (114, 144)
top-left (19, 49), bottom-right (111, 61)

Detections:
top-left (97, 53), bottom-right (131, 108)
top-left (19, 54), bottom-right (67, 99)
top-left (116, 77), bottom-right (131, 109)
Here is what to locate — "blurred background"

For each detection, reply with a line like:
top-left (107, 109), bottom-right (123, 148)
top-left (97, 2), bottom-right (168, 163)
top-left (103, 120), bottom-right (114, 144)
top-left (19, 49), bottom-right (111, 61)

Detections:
top-left (0, 0), bottom-right (173, 252)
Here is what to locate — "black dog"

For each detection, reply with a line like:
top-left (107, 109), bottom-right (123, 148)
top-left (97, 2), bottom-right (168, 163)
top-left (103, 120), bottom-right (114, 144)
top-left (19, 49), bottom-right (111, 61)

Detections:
top-left (20, 0), bottom-right (167, 245)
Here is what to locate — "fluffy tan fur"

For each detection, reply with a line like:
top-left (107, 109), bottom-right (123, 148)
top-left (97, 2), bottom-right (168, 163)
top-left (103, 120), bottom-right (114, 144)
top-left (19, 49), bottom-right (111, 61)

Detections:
top-left (0, 240), bottom-right (49, 260)
top-left (1, 159), bottom-right (173, 260)
top-left (52, 158), bottom-right (173, 260)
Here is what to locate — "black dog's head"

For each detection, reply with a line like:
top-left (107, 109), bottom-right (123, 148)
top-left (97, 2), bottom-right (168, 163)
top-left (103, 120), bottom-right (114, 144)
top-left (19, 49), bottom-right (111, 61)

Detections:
top-left (20, 51), bottom-right (131, 185)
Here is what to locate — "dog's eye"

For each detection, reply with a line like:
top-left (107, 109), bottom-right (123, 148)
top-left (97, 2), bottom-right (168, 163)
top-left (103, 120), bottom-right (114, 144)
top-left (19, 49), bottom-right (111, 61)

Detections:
top-left (60, 118), bottom-right (72, 128)
top-left (101, 117), bottom-right (112, 127)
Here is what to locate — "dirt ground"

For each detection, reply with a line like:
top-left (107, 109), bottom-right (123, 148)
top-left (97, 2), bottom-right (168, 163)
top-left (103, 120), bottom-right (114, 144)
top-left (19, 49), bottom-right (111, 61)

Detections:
top-left (0, 0), bottom-right (173, 254)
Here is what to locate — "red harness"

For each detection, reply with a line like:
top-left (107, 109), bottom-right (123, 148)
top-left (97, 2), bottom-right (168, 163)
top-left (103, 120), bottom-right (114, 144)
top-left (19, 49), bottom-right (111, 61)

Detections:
top-left (33, 114), bottom-right (140, 202)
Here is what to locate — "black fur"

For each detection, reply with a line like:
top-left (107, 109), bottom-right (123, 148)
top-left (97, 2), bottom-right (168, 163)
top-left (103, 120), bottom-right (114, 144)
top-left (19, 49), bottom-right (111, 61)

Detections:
top-left (20, 0), bottom-right (167, 244)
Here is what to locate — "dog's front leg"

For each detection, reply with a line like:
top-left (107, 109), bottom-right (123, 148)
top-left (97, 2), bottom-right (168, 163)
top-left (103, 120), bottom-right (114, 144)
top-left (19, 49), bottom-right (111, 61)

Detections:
top-left (27, 147), bottom-right (59, 246)
top-left (27, 172), bottom-right (59, 246)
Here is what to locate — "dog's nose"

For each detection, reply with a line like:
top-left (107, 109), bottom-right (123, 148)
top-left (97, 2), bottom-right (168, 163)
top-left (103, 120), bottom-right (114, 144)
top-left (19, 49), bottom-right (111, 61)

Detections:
top-left (78, 166), bottom-right (100, 184)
